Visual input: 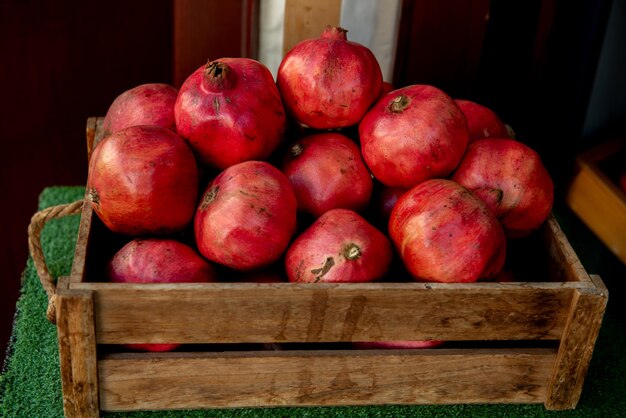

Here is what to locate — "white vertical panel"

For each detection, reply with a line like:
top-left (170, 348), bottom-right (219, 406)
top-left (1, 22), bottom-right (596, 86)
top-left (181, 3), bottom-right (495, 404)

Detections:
top-left (259, 0), bottom-right (286, 78)
top-left (259, 0), bottom-right (401, 82)
top-left (340, 0), bottom-right (402, 83)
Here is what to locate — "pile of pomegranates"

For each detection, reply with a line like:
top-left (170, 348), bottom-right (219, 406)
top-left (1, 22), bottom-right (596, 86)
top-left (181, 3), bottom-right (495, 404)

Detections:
top-left (88, 26), bottom-right (554, 352)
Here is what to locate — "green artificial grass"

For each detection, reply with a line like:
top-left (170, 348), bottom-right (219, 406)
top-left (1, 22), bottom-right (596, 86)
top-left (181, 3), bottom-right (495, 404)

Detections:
top-left (1, 186), bottom-right (625, 417)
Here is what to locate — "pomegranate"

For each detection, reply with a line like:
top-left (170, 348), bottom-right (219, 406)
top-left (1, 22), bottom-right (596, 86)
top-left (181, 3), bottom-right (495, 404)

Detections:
top-left (455, 99), bottom-right (510, 143)
top-left (277, 26), bottom-right (383, 129)
top-left (285, 208), bottom-right (392, 283)
top-left (175, 58), bottom-right (286, 170)
top-left (359, 85), bottom-right (469, 188)
top-left (370, 183), bottom-right (406, 221)
top-left (450, 138), bottom-right (554, 237)
top-left (107, 238), bottom-right (216, 351)
top-left (102, 83), bottom-right (178, 138)
top-left (389, 179), bottom-right (506, 283)
top-left (195, 161), bottom-right (297, 271)
top-left (87, 125), bottom-right (198, 235)
top-left (620, 172), bottom-right (626, 195)
top-left (281, 132), bottom-right (373, 217)
top-left (381, 81), bottom-right (395, 95)
top-left (353, 340), bottom-right (443, 349)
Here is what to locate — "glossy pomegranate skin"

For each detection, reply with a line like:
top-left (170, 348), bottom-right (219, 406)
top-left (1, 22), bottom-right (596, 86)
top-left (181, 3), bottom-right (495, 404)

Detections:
top-left (175, 58), bottom-right (286, 170)
top-left (389, 179), bottom-right (506, 283)
top-left (451, 138), bottom-right (554, 237)
top-left (281, 132), bottom-right (373, 217)
top-left (87, 125), bottom-right (198, 235)
top-left (285, 208), bottom-right (393, 283)
top-left (455, 99), bottom-right (510, 143)
top-left (107, 238), bottom-right (217, 284)
top-left (194, 161), bottom-right (297, 271)
top-left (359, 85), bottom-right (469, 189)
top-left (107, 238), bottom-right (216, 352)
top-left (277, 26), bottom-right (383, 129)
top-left (370, 184), bottom-right (407, 221)
top-left (102, 83), bottom-right (178, 138)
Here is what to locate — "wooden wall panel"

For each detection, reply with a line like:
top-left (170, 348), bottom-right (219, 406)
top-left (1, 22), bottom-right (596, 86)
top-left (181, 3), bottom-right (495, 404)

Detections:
top-left (0, 0), bottom-right (173, 359)
top-left (173, 0), bottom-right (257, 88)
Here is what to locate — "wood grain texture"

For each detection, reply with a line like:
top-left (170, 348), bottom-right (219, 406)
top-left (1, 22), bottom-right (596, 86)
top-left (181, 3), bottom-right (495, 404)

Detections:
top-left (543, 215), bottom-right (593, 283)
top-left (283, 0), bottom-right (342, 56)
top-left (566, 140), bottom-right (626, 265)
top-left (98, 348), bottom-right (556, 411)
top-left (545, 274), bottom-right (608, 410)
top-left (173, 0), bottom-right (249, 88)
top-left (56, 282), bottom-right (100, 417)
top-left (72, 281), bottom-right (577, 344)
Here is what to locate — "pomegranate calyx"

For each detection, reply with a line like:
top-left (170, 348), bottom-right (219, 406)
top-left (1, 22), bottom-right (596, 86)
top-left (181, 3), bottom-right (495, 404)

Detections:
top-left (321, 26), bottom-right (348, 41)
top-left (389, 95), bottom-right (410, 113)
top-left (203, 61), bottom-right (237, 91)
top-left (343, 243), bottom-right (361, 261)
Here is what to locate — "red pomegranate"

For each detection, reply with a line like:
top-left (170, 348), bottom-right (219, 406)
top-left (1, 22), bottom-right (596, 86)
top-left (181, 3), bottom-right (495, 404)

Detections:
top-left (87, 125), bottom-right (198, 235)
top-left (194, 161), bottom-right (297, 271)
top-left (455, 99), bottom-right (511, 143)
top-left (277, 26), bottom-right (383, 129)
top-left (370, 184), bottom-right (406, 221)
top-left (451, 138), bottom-right (554, 237)
top-left (620, 172), bottom-right (626, 195)
top-left (107, 238), bottom-right (216, 351)
top-left (389, 179), bottom-right (506, 283)
top-left (353, 340), bottom-right (443, 349)
top-left (175, 58), bottom-right (286, 170)
top-left (102, 83), bottom-right (178, 138)
top-left (359, 85), bottom-right (469, 188)
top-left (285, 208), bottom-right (392, 283)
top-left (281, 132), bottom-right (373, 217)
top-left (381, 81), bottom-right (395, 95)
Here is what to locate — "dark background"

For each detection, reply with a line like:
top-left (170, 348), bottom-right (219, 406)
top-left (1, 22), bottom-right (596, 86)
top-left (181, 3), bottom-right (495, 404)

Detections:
top-left (1, 0), bottom-right (624, 359)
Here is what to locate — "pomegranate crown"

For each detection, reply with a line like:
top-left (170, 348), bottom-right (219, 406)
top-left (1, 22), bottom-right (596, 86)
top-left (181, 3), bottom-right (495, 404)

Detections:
top-left (321, 25), bottom-right (348, 40)
top-left (203, 60), bottom-right (237, 91)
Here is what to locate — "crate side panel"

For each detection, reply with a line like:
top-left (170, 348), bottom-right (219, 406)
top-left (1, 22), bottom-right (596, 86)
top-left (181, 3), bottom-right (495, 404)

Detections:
top-left (79, 283), bottom-right (575, 344)
top-left (98, 348), bottom-right (556, 411)
top-left (566, 162), bottom-right (626, 265)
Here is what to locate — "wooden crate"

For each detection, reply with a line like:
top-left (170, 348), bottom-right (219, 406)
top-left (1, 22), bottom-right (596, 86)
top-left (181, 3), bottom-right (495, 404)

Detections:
top-left (566, 138), bottom-right (626, 265)
top-left (58, 118), bottom-right (607, 417)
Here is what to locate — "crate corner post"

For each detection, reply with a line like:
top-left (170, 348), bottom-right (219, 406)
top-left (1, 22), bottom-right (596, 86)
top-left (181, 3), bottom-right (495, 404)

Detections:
top-left (56, 276), bottom-right (100, 417)
top-left (545, 274), bottom-right (608, 410)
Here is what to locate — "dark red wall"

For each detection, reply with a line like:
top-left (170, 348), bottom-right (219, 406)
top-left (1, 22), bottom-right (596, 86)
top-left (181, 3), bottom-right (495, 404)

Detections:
top-left (0, 0), bottom-right (250, 359)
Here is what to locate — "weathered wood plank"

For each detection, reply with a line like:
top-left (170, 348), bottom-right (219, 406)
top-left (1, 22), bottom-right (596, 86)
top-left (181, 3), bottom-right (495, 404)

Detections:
top-left (566, 149), bottom-right (626, 265)
top-left (56, 284), bottom-right (100, 417)
top-left (99, 348), bottom-right (556, 411)
top-left (543, 214), bottom-right (593, 283)
top-left (70, 281), bottom-right (577, 344)
top-left (545, 274), bottom-right (608, 410)
top-left (283, 0), bottom-right (342, 56)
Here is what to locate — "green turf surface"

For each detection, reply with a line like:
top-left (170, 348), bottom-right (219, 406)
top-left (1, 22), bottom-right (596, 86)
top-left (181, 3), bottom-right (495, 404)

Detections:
top-left (1, 186), bottom-right (625, 417)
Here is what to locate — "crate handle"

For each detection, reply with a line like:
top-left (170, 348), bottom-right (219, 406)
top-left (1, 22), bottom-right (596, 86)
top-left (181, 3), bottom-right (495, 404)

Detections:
top-left (27, 200), bottom-right (84, 323)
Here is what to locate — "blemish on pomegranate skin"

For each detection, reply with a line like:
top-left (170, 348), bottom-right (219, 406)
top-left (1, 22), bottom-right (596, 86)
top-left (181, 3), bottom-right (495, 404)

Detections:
top-left (200, 185), bottom-right (219, 210)
top-left (311, 257), bottom-right (335, 282)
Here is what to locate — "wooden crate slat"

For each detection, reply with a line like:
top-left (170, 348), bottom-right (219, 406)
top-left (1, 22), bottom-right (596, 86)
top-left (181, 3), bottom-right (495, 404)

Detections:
top-left (56, 278), bottom-right (100, 417)
top-left (70, 282), bottom-right (577, 344)
top-left (98, 348), bottom-right (556, 411)
top-left (545, 274), bottom-right (608, 409)
top-left (566, 154), bottom-right (626, 265)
